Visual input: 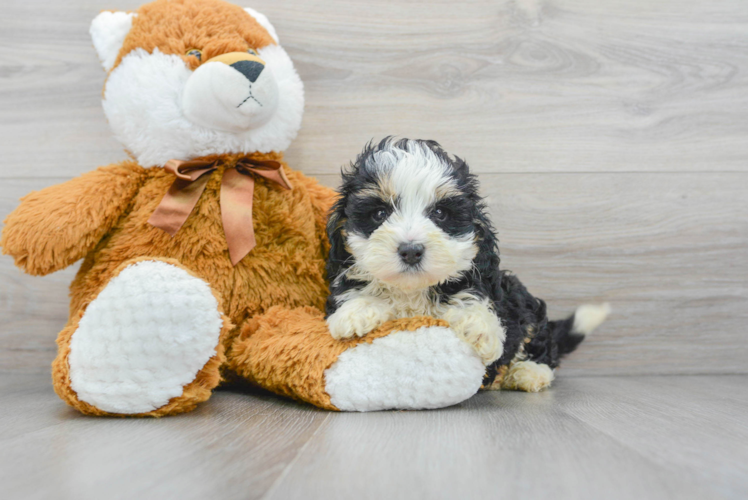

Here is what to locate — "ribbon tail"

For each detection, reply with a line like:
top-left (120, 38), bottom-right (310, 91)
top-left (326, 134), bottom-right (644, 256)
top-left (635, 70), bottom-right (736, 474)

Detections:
top-left (250, 164), bottom-right (293, 191)
top-left (221, 168), bottom-right (257, 266)
top-left (148, 174), bottom-right (212, 236)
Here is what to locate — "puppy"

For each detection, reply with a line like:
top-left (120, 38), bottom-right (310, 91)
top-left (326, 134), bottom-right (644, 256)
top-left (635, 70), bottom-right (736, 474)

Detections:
top-left (325, 138), bottom-right (609, 390)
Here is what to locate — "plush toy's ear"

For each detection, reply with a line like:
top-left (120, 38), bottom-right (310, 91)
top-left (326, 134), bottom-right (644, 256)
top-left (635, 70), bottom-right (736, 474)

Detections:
top-left (244, 7), bottom-right (279, 43)
top-left (90, 11), bottom-right (136, 71)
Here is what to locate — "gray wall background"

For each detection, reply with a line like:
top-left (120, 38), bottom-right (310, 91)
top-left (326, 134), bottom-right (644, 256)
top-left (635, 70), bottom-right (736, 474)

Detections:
top-left (1, 0), bottom-right (746, 376)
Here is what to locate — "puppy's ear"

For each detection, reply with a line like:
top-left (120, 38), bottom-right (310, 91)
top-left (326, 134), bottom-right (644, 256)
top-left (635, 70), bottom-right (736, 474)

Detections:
top-left (325, 197), bottom-right (353, 316)
top-left (472, 204), bottom-right (502, 298)
top-left (451, 155), bottom-right (472, 182)
top-left (325, 198), bottom-right (351, 286)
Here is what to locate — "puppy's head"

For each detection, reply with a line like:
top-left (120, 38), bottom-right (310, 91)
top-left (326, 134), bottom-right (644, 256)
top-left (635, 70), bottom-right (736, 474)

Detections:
top-left (328, 138), bottom-right (488, 291)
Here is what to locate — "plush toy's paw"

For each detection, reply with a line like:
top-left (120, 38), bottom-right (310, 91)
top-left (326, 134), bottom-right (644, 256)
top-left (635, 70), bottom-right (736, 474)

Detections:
top-left (501, 360), bottom-right (555, 393)
top-left (56, 260), bottom-right (227, 416)
top-left (326, 296), bottom-right (394, 339)
top-left (324, 324), bottom-right (485, 411)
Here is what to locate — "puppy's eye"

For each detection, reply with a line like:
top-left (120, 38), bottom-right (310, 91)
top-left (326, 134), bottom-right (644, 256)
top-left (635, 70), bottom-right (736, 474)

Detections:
top-left (186, 49), bottom-right (202, 61)
top-left (247, 48), bottom-right (258, 56)
top-left (432, 208), bottom-right (449, 222)
top-left (371, 209), bottom-right (388, 223)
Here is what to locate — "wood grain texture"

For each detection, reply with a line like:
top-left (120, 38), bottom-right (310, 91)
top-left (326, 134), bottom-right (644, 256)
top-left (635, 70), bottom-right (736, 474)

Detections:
top-left (2, 0), bottom-right (748, 177)
top-left (265, 376), bottom-right (745, 500)
top-left (1, 2), bottom-right (747, 375)
top-left (3, 372), bottom-right (746, 500)
top-left (0, 373), bottom-right (331, 500)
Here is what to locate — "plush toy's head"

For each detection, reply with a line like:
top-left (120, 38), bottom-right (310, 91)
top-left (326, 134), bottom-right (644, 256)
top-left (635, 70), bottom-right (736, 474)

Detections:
top-left (90, 0), bottom-right (303, 166)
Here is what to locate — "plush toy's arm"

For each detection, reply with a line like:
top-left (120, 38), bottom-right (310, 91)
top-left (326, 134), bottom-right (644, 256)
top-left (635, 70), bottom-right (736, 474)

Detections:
top-left (1, 162), bottom-right (146, 276)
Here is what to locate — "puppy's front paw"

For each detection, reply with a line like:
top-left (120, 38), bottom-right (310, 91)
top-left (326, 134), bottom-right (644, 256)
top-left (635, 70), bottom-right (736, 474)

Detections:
top-left (327, 298), bottom-right (393, 340)
top-left (441, 300), bottom-right (506, 365)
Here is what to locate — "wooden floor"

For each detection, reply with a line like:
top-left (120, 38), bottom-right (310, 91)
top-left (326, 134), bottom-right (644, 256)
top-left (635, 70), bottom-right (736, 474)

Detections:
top-left (1, 373), bottom-right (746, 500)
top-left (1, 0), bottom-right (747, 499)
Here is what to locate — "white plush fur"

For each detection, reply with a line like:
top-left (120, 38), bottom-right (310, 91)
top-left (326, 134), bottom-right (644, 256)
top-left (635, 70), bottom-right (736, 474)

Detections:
top-left (68, 261), bottom-right (223, 414)
top-left (244, 7), bottom-right (279, 43)
top-left (324, 326), bottom-right (485, 412)
top-left (573, 303), bottom-right (611, 335)
top-left (90, 11), bottom-right (136, 71)
top-left (101, 43), bottom-right (303, 167)
top-left (345, 144), bottom-right (477, 290)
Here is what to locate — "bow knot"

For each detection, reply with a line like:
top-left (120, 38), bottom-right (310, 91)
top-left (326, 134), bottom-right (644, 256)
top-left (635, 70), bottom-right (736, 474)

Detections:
top-left (148, 156), bottom-right (292, 265)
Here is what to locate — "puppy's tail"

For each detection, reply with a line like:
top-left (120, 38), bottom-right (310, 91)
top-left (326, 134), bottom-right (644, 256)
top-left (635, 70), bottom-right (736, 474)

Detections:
top-left (552, 303), bottom-right (611, 356)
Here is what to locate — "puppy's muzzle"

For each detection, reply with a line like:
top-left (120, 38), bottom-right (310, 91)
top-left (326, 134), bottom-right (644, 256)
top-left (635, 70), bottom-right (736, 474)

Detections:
top-left (182, 51), bottom-right (280, 133)
top-left (398, 242), bottom-right (425, 266)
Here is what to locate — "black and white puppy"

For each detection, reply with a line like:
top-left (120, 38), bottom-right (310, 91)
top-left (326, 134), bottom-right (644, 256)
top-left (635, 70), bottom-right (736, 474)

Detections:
top-left (326, 138), bottom-right (609, 390)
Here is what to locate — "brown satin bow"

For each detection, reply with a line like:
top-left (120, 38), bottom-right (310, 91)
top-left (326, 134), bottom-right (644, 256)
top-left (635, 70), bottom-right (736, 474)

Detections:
top-left (148, 156), bottom-right (292, 266)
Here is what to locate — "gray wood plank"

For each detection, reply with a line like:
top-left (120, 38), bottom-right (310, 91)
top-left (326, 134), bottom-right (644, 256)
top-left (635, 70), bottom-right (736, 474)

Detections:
top-left (3, 172), bottom-right (746, 376)
top-left (0, 372), bottom-right (331, 500)
top-left (2, 0), bottom-right (748, 177)
top-left (5, 373), bottom-right (746, 500)
top-left (263, 377), bottom-right (731, 500)
top-left (0, 179), bottom-right (79, 374)
top-left (651, 375), bottom-right (748, 406)
top-left (555, 376), bottom-right (748, 499)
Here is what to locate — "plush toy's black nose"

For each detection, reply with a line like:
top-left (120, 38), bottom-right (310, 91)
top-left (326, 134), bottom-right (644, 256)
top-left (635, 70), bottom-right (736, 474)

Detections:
top-left (398, 243), bottom-right (425, 266)
top-left (230, 60), bottom-right (264, 83)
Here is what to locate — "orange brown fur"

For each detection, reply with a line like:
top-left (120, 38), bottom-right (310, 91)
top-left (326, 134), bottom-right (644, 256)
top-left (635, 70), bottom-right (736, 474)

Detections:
top-left (113, 0), bottom-right (276, 72)
top-left (1, 163), bottom-right (145, 276)
top-left (61, 152), bottom-right (335, 341)
top-left (231, 309), bottom-right (449, 410)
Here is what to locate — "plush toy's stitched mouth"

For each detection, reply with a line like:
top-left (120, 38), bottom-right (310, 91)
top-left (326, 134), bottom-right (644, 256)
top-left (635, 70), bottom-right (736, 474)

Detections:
top-left (237, 87), bottom-right (262, 108)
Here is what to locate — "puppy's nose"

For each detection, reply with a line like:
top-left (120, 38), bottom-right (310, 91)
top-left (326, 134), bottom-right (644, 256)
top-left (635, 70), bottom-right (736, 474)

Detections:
top-left (398, 243), bottom-right (425, 266)
top-left (230, 60), bottom-right (264, 83)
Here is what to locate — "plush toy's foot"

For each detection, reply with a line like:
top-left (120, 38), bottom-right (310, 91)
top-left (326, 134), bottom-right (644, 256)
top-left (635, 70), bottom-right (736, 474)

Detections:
top-left (53, 259), bottom-right (229, 417)
top-left (325, 324), bottom-right (485, 411)
top-left (229, 307), bottom-right (486, 412)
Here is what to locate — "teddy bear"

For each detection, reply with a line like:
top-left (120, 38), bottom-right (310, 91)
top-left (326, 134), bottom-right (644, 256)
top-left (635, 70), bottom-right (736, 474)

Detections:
top-left (0, 0), bottom-right (500, 416)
